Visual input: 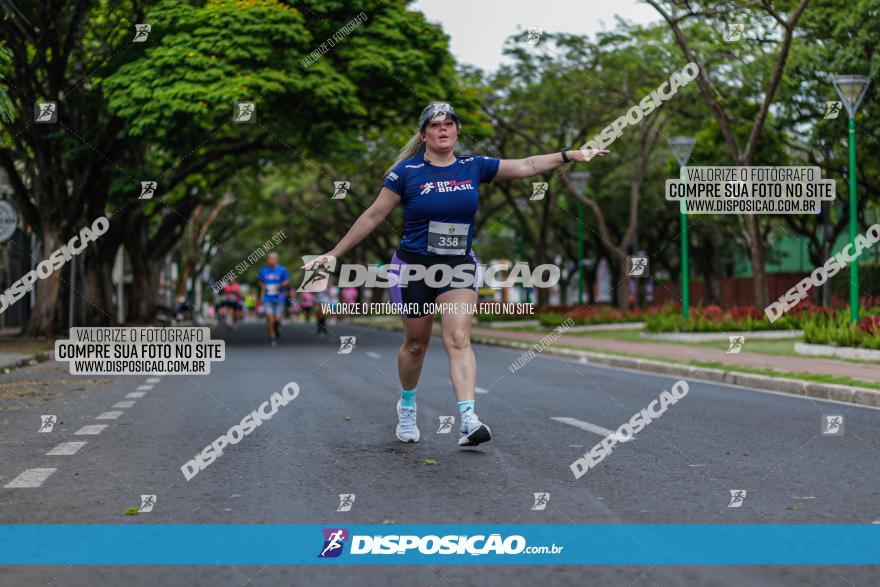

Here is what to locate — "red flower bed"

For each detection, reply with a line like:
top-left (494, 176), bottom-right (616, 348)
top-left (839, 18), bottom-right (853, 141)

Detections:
top-left (857, 316), bottom-right (880, 336)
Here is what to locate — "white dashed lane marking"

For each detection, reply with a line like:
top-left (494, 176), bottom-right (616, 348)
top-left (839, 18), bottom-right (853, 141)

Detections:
top-left (46, 442), bottom-right (87, 456)
top-left (551, 417), bottom-right (632, 441)
top-left (74, 424), bottom-right (107, 435)
top-left (95, 411), bottom-right (123, 420)
top-left (136, 385), bottom-right (154, 391)
top-left (113, 401), bottom-right (136, 408)
top-left (4, 468), bottom-right (56, 488)
top-left (366, 351), bottom-right (382, 359)
top-left (146, 377), bottom-right (161, 384)
top-left (126, 392), bottom-right (146, 398)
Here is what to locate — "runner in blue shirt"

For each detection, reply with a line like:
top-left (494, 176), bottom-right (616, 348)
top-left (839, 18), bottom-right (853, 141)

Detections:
top-left (303, 102), bottom-right (607, 447)
top-left (258, 252), bottom-right (289, 346)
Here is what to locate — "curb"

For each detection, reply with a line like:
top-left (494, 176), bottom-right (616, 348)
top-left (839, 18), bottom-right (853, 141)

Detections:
top-left (0, 351), bottom-right (54, 373)
top-left (470, 335), bottom-right (880, 409)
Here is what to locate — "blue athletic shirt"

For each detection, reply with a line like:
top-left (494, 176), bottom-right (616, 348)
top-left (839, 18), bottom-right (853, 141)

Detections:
top-left (383, 152), bottom-right (500, 256)
top-left (258, 265), bottom-right (289, 302)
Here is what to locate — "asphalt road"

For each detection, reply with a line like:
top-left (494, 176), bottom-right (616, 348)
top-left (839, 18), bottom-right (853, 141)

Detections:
top-left (1, 319), bottom-right (878, 586)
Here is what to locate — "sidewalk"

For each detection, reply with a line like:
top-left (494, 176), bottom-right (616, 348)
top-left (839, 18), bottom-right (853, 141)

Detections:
top-left (470, 327), bottom-right (880, 384)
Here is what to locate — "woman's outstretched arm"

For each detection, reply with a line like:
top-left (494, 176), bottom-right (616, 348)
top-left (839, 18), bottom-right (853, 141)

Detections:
top-left (303, 187), bottom-right (401, 270)
top-left (494, 148), bottom-right (609, 181)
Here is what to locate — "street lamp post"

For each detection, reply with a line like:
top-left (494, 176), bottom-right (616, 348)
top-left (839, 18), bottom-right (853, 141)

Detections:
top-left (569, 172), bottom-right (591, 306)
top-left (668, 137), bottom-right (696, 320)
top-left (833, 74), bottom-right (871, 323)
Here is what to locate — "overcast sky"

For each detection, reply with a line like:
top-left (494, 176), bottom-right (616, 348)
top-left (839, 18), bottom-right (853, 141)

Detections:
top-left (411, 0), bottom-right (661, 73)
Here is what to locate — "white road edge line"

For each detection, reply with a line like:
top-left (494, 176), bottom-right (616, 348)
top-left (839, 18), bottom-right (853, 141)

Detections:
top-left (46, 442), bottom-right (87, 456)
top-left (4, 468), bottom-right (56, 488)
top-left (74, 424), bottom-right (107, 435)
top-left (551, 416), bottom-right (632, 441)
top-left (540, 353), bottom-right (880, 412)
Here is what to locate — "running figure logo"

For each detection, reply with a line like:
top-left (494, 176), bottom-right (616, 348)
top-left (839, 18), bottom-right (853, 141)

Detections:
top-left (139, 494), bottom-right (156, 513)
top-left (318, 528), bottom-right (349, 558)
top-left (34, 102), bottom-right (57, 123)
top-left (337, 336), bottom-right (356, 354)
top-left (727, 490), bottom-right (746, 508)
top-left (332, 181), bottom-right (350, 200)
top-left (824, 101), bottom-right (842, 120)
top-left (431, 102), bottom-right (451, 120)
top-left (727, 336), bottom-right (745, 354)
top-left (133, 24), bottom-right (151, 42)
top-left (525, 27), bottom-right (544, 45)
top-left (437, 416), bottom-right (455, 434)
top-left (336, 494), bottom-right (355, 512)
top-left (822, 414), bottom-right (844, 435)
top-left (297, 255), bottom-right (336, 292)
top-left (531, 492), bottom-right (550, 511)
top-left (628, 257), bottom-right (648, 277)
top-left (234, 102), bottom-right (256, 123)
top-left (723, 23), bottom-right (746, 42)
top-left (139, 181), bottom-right (157, 200)
top-left (419, 182), bottom-right (435, 196)
top-left (39, 415), bottom-right (57, 433)
top-left (530, 182), bottom-right (548, 201)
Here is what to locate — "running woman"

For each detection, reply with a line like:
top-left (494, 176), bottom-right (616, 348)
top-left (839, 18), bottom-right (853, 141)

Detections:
top-left (304, 102), bottom-right (606, 446)
top-left (257, 252), bottom-right (289, 346)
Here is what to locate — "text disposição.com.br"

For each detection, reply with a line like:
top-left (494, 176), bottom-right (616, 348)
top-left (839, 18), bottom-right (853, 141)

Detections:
top-left (348, 534), bottom-right (564, 556)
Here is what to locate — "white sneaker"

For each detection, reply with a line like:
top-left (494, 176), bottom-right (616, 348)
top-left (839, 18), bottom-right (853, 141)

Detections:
top-left (458, 414), bottom-right (492, 446)
top-left (396, 400), bottom-right (420, 443)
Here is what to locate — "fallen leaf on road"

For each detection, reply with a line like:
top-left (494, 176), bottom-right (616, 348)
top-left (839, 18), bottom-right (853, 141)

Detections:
top-left (424, 459), bottom-right (437, 465)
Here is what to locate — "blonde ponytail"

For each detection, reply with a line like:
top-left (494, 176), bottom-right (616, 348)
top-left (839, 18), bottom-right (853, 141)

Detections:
top-left (384, 131), bottom-right (424, 178)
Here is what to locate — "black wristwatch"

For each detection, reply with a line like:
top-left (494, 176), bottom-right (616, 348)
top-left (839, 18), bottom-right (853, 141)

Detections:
top-left (560, 149), bottom-right (570, 163)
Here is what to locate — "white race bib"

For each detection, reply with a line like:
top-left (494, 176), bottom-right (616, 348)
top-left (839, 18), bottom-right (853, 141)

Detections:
top-left (427, 221), bottom-right (469, 255)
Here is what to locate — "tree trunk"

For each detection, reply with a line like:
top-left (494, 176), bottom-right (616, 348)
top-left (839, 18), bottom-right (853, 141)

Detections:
top-left (82, 237), bottom-right (118, 326)
top-left (616, 253), bottom-right (628, 310)
top-left (23, 228), bottom-right (63, 337)
top-left (747, 215), bottom-right (768, 307)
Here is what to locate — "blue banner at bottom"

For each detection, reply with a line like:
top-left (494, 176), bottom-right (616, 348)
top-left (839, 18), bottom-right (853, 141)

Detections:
top-left (0, 525), bottom-right (877, 565)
